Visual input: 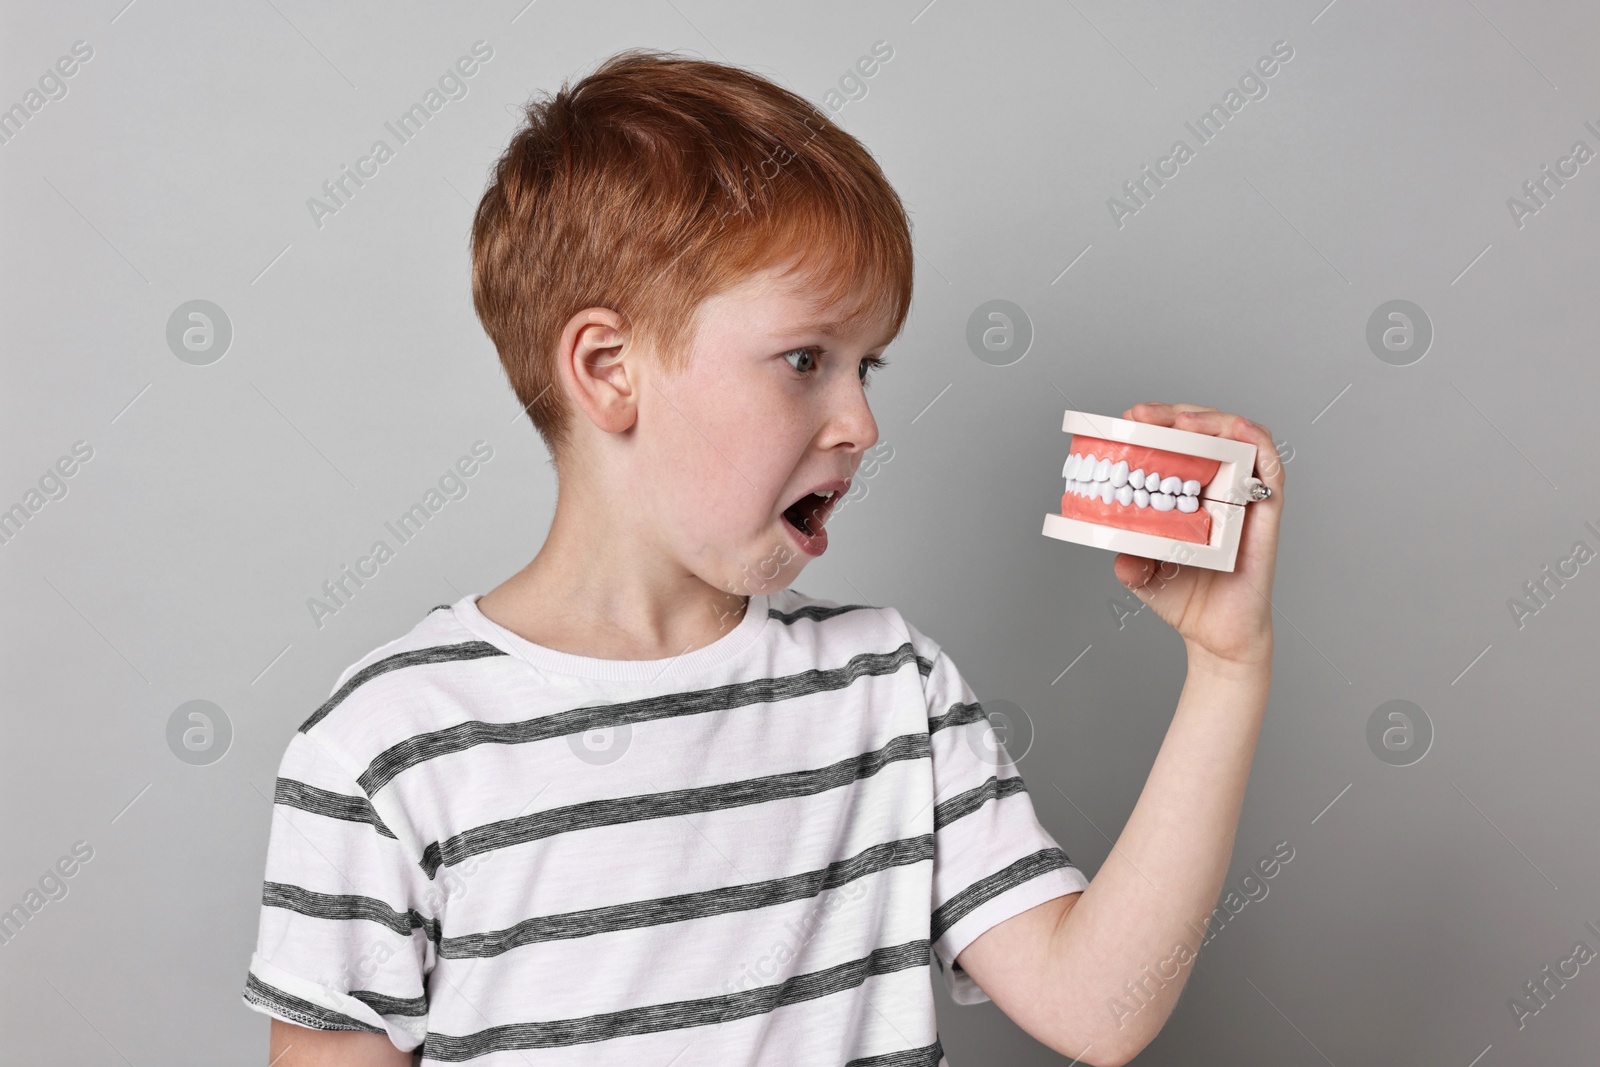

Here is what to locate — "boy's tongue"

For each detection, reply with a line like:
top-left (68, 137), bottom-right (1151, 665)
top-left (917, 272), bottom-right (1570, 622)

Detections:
top-left (784, 492), bottom-right (827, 535)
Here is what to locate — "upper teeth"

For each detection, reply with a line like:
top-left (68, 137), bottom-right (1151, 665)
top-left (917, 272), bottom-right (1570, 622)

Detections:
top-left (1062, 451), bottom-right (1203, 509)
top-left (816, 490), bottom-right (835, 500)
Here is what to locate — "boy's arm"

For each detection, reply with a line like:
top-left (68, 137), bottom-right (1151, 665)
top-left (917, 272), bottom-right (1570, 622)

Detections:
top-left (955, 656), bottom-right (1269, 1065)
top-left (269, 1018), bottom-right (413, 1066)
top-left (953, 404), bottom-right (1283, 1067)
top-left (244, 729), bottom-right (437, 1060)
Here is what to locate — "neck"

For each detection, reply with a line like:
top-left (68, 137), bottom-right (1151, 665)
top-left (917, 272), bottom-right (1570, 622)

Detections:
top-left (476, 475), bottom-right (751, 661)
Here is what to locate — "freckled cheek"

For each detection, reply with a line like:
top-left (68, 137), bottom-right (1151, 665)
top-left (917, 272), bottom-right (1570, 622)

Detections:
top-left (644, 379), bottom-right (724, 465)
top-left (649, 374), bottom-right (802, 536)
top-left (653, 426), bottom-right (760, 539)
top-left (691, 473), bottom-right (745, 529)
top-left (699, 401), bottom-right (789, 496)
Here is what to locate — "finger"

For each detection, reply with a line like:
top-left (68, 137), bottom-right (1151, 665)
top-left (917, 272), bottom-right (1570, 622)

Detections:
top-left (1122, 402), bottom-right (1219, 425)
top-left (1231, 424), bottom-right (1284, 595)
top-left (1123, 407), bottom-right (1282, 495)
top-left (1226, 417), bottom-right (1284, 498)
top-left (1113, 553), bottom-right (1157, 590)
top-left (1122, 402), bottom-right (1176, 425)
top-left (1155, 408), bottom-right (1246, 440)
top-left (1251, 425), bottom-right (1289, 485)
top-left (1180, 412), bottom-right (1283, 493)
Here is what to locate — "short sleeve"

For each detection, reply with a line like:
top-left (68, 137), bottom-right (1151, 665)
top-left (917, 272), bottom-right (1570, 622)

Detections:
top-left (921, 644), bottom-right (1089, 1005)
top-left (241, 729), bottom-right (438, 1051)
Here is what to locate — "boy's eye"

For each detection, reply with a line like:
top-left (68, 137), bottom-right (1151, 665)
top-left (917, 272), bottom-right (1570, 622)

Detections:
top-left (781, 346), bottom-right (820, 375)
top-left (781, 346), bottom-right (891, 385)
top-left (859, 354), bottom-right (890, 385)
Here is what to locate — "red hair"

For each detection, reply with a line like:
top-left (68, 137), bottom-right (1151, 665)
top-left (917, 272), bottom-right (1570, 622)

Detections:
top-left (470, 48), bottom-right (915, 460)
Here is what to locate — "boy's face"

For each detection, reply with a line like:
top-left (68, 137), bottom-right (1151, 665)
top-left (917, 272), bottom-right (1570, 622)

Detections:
top-left (631, 264), bottom-right (893, 600)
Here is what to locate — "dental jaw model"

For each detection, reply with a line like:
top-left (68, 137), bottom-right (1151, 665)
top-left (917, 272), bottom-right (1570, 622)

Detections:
top-left (1041, 410), bottom-right (1267, 572)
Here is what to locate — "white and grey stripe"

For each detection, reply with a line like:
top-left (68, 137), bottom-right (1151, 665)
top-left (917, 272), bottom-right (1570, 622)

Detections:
top-left (846, 1040), bottom-right (946, 1067)
top-left (420, 940), bottom-right (932, 1060)
top-left (274, 777), bottom-right (397, 838)
top-left (436, 835), bottom-right (934, 958)
top-left (263, 881), bottom-right (442, 943)
top-left (245, 973), bottom-right (385, 1034)
top-left (932, 775), bottom-right (1030, 831)
top-left (358, 643), bottom-right (931, 795)
top-left (300, 641), bottom-right (507, 733)
top-left (244, 589), bottom-right (1087, 1064)
top-left (419, 731), bottom-right (932, 878)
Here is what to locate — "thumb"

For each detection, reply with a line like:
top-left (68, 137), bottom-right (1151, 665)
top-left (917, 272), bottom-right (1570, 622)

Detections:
top-left (1114, 554), bottom-right (1156, 593)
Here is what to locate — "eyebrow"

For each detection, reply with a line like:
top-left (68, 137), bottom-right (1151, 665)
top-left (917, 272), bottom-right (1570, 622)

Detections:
top-left (785, 317), bottom-right (897, 349)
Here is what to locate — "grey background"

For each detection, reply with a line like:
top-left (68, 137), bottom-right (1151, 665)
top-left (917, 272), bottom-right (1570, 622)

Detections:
top-left (3, 0), bottom-right (1597, 1063)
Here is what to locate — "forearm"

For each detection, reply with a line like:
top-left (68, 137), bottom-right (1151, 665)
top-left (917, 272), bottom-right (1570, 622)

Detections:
top-left (269, 1019), bottom-right (412, 1066)
top-left (1048, 646), bottom-right (1272, 1059)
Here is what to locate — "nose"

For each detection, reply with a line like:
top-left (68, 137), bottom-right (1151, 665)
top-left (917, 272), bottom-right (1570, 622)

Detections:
top-left (819, 369), bottom-right (880, 458)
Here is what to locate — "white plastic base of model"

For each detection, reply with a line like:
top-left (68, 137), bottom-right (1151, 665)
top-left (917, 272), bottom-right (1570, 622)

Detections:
top-left (1040, 410), bottom-right (1261, 573)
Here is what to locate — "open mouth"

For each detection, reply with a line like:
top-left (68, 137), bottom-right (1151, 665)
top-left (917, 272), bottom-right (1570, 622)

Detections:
top-left (1060, 434), bottom-right (1219, 543)
top-left (782, 490), bottom-right (837, 537)
top-left (780, 482), bottom-right (846, 556)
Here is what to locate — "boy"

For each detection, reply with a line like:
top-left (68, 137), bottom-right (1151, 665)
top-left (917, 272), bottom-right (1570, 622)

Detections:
top-left (243, 49), bottom-right (1282, 1066)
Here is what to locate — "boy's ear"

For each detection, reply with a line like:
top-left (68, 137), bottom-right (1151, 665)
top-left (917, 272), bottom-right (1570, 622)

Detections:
top-left (558, 307), bottom-right (637, 434)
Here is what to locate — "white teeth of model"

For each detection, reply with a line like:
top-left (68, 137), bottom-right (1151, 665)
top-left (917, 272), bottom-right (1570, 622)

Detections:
top-left (1099, 481), bottom-right (1115, 503)
top-left (1182, 479), bottom-right (1201, 497)
top-left (1176, 495), bottom-right (1198, 513)
top-left (1159, 476), bottom-right (1183, 496)
top-left (1082, 454), bottom-right (1098, 479)
top-left (1093, 458), bottom-right (1111, 481)
top-left (1063, 454), bottom-right (1080, 479)
top-left (1151, 492), bottom-right (1175, 511)
top-left (1145, 472), bottom-right (1160, 492)
top-left (1115, 485), bottom-right (1134, 506)
top-left (1110, 460), bottom-right (1129, 487)
top-left (1129, 468), bottom-right (1145, 490)
top-left (1134, 488), bottom-right (1150, 508)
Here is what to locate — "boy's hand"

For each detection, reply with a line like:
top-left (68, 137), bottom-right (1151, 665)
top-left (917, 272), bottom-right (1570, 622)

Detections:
top-left (1110, 402), bottom-right (1284, 670)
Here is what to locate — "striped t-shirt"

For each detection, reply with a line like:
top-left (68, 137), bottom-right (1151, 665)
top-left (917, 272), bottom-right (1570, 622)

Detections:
top-left (242, 588), bottom-right (1088, 1065)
